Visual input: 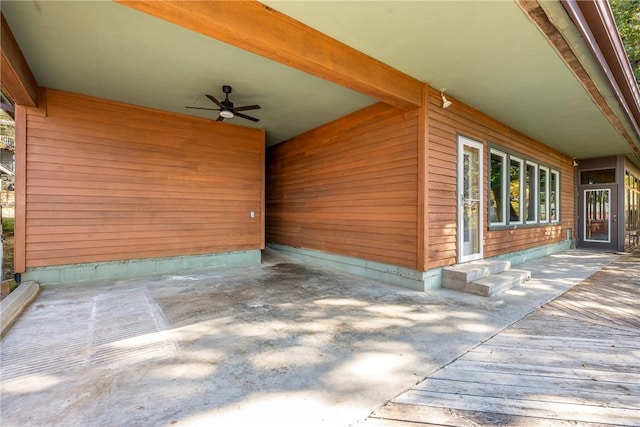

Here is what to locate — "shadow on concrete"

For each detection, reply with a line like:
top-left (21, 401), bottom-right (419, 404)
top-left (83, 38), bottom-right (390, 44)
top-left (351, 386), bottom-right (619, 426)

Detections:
top-left (0, 249), bottom-right (618, 426)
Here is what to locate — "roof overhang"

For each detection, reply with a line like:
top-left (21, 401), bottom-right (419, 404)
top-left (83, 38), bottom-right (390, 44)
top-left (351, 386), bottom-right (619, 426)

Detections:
top-left (1, 0), bottom-right (638, 162)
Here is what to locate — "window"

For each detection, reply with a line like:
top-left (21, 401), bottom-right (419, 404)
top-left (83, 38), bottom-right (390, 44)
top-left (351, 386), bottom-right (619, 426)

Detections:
top-left (625, 170), bottom-right (640, 246)
top-left (509, 157), bottom-right (523, 224)
top-left (550, 170), bottom-right (559, 222)
top-left (489, 150), bottom-right (507, 225)
top-left (539, 166), bottom-right (549, 223)
top-left (525, 161), bottom-right (538, 223)
top-left (580, 168), bottom-right (616, 184)
top-left (489, 147), bottom-right (561, 227)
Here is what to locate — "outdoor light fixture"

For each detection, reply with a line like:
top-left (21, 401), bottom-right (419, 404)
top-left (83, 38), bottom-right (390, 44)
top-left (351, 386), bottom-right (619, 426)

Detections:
top-left (219, 110), bottom-right (234, 119)
top-left (440, 88), bottom-right (452, 109)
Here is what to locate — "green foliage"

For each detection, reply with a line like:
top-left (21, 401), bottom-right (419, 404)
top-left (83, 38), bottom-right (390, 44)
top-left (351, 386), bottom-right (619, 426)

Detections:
top-left (2, 217), bottom-right (14, 234)
top-left (610, 0), bottom-right (640, 86)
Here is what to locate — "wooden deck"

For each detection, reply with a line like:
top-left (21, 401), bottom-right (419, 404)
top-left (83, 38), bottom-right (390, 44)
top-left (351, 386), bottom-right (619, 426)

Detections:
top-left (368, 254), bottom-right (640, 426)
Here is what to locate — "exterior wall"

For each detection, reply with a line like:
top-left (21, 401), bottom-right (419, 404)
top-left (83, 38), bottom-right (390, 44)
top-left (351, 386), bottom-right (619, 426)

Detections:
top-left (266, 103), bottom-right (419, 269)
top-left (577, 155), bottom-right (639, 251)
top-left (426, 88), bottom-right (575, 269)
top-left (266, 89), bottom-right (576, 281)
top-left (19, 88), bottom-right (265, 271)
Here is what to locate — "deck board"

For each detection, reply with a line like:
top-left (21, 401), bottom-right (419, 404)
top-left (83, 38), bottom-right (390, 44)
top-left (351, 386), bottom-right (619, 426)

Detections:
top-left (369, 254), bottom-right (640, 426)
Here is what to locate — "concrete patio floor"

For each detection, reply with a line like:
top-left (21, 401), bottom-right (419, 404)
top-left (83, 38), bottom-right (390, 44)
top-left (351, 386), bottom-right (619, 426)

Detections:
top-left (0, 249), bottom-right (619, 426)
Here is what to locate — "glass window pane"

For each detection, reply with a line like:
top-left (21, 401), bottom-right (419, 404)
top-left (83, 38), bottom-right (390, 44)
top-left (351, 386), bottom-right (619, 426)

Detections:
top-left (580, 169), bottom-right (616, 185)
top-left (525, 162), bottom-right (537, 222)
top-left (585, 189), bottom-right (610, 242)
top-left (490, 151), bottom-right (505, 224)
top-left (550, 170), bottom-right (559, 221)
top-left (509, 158), bottom-right (522, 223)
top-left (463, 147), bottom-right (481, 256)
top-left (539, 167), bottom-right (548, 222)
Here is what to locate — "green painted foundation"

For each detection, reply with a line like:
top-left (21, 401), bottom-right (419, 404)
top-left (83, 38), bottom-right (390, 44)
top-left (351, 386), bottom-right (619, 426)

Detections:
top-left (23, 250), bottom-right (261, 285)
top-left (269, 240), bottom-right (574, 292)
top-left (488, 240), bottom-right (574, 266)
top-left (269, 244), bottom-right (428, 291)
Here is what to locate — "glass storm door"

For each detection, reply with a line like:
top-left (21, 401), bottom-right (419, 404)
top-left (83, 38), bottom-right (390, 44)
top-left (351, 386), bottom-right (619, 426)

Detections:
top-left (458, 136), bottom-right (483, 263)
top-left (585, 189), bottom-right (611, 242)
top-left (578, 185), bottom-right (618, 250)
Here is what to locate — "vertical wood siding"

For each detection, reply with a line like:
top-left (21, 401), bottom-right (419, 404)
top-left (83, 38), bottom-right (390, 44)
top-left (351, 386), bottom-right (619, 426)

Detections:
top-left (427, 88), bottom-right (575, 269)
top-left (23, 89), bottom-right (264, 268)
top-left (266, 103), bottom-right (419, 268)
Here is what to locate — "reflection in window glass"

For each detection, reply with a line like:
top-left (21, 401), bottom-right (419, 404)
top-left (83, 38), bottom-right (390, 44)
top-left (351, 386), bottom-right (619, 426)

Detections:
top-left (490, 148), bottom-right (561, 227)
top-left (539, 167), bottom-right (548, 222)
top-left (525, 162), bottom-right (537, 222)
top-left (490, 151), bottom-right (506, 224)
top-left (550, 170), bottom-right (559, 222)
top-left (509, 158), bottom-right (522, 223)
top-left (585, 189), bottom-right (610, 242)
top-left (580, 169), bottom-right (616, 185)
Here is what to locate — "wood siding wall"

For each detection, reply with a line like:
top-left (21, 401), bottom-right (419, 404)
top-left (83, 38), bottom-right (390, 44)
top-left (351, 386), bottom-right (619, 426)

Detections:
top-left (267, 90), bottom-right (575, 273)
top-left (21, 89), bottom-right (264, 269)
top-left (427, 88), bottom-right (575, 269)
top-left (266, 103), bottom-right (419, 268)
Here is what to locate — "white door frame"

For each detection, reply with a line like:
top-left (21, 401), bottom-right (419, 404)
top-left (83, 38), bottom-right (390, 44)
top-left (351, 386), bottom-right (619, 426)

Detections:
top-left (457, 136), bottom-right (484, 263)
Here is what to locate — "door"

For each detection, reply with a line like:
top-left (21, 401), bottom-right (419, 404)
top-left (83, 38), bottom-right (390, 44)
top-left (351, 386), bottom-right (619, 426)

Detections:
top-left (579, 185), bottom-right (618, 249)
top-left (458, 136), bottom-right (483, 263)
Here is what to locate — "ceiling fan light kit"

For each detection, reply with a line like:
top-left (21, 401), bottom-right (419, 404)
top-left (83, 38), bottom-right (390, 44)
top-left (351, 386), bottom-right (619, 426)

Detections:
top-left (185, 85), bottom-right (261, 122)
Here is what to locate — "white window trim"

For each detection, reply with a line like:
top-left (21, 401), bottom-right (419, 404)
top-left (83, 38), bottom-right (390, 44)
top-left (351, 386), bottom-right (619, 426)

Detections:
top-left (525, 161), bottom-right (538, 224)
top-left (550, 169), bottom-right (560, 223)
top-left (489, 149), bottom-right (508, 226)
top-left (510, 156), bottom-right (524, 225)
top-left (539, 166), bottom-right (550, 224)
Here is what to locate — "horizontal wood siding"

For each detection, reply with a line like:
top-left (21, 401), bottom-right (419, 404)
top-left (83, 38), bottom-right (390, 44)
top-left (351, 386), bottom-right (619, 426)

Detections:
top-left (24, 89), bottom-right (264, 268)
top-left (266, 103), bottom-right (418, 268)
top-left (427, 88), bottom-right (575, 269)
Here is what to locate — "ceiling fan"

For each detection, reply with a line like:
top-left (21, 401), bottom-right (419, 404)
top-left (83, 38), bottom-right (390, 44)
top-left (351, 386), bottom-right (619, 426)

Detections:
top-left (186, 85), bottom-right (261, 122)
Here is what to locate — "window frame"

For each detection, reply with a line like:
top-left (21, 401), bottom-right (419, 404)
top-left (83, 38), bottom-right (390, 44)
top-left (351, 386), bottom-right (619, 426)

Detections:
top-left (539, 166), bottom-right (549, 223)
top-left (509, 155), bottom-right (524, 225)
top-left (550, 169), bottom-right (560, 223)
top-left (525, 160), bottom-right (538, 224)
top-left (488, 145), bottom-right (561, 230)
top-left (489, 149), bottom-right (508, 226)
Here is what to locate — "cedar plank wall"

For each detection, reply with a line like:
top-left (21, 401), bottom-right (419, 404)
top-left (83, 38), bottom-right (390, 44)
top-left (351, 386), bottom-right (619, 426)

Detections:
top-left (427, 87), bottom-right (575, 269)
top-left (266, 103), bottom-right (418, 269)
top-left (23, 89), bottom-right (264, 269)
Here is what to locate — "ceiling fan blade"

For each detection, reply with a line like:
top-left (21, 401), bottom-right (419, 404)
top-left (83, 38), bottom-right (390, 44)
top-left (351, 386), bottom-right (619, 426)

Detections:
top-left (234, 112), bottom-right (260, 122)
top-left (216, 116), bottom-right (225, 122)
top-left (205, 94), bottom-right (224, 108)
top-left (186, 106), bottom-right (221, 111)
top-left (234, 104), bottom-right (261, 112)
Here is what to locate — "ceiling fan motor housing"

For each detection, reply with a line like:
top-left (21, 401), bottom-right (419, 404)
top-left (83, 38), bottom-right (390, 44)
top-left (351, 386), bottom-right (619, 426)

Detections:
top-left (222, 99), bottom-right (234, 110)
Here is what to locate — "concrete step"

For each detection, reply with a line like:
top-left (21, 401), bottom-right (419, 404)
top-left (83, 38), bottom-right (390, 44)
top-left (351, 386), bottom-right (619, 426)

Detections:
top-left (466, 269), bottom-right (531, 297)
top-left (441, 260), bottom-right (511, 292)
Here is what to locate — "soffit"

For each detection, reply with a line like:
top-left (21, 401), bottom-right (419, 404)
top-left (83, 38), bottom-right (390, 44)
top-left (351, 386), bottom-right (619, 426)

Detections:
top-left (0, 1), bottom-right (375, 146)
top-left (1, 0), bottom-right (634, 159)
top-left (262, 0), bottom-right (633, 159)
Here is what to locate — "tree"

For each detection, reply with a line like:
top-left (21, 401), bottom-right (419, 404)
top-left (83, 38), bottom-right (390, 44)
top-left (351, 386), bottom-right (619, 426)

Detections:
top-left (609, 0), bottom-right (640, 86)
top-left (0, 110), bottom-right (14, 151)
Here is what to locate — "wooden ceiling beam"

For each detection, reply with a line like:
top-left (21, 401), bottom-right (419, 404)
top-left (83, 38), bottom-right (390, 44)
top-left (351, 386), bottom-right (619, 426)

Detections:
top-left (0, 13), bottom-right (38, 108)
top-left (115, 0), bottom-right (423, 110)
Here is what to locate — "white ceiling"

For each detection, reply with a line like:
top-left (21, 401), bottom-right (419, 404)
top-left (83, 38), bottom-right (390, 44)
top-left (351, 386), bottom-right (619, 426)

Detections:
top-left (1, 0), bottom-right (636, 157)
